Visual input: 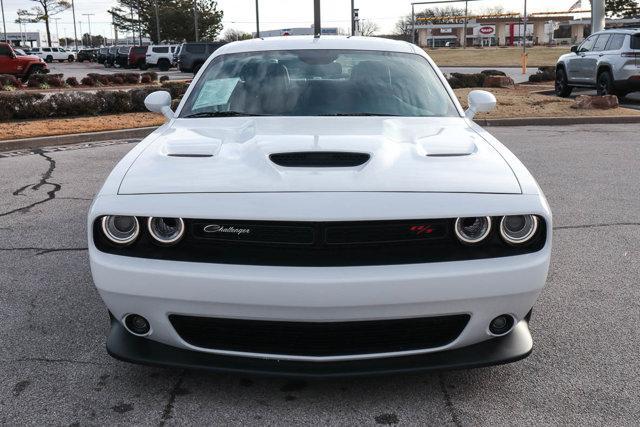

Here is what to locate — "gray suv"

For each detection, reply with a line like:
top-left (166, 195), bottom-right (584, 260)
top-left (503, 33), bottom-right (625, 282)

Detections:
top-left (555, 29), bottom-right (640, 98)
top-left (177, 42), bottom-right (226, 75)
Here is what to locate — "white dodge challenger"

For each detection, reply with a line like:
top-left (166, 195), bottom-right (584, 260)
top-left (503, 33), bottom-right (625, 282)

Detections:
top-left (89, 36), bottom-right (552, 376)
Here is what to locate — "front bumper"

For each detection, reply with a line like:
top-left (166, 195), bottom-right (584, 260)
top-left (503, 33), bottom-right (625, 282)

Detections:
top-left (107, 314), bottom-right (533, 377)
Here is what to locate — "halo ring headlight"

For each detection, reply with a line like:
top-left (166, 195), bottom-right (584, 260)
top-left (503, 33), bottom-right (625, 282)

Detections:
top-left (147, 217), bottom-right (185, 245)
top-left (454, 216), bottom-right (492, 244)
top-left (101, 215), bottom-right (139, 245)
top-left (500, 215), bottom-right (538, 245)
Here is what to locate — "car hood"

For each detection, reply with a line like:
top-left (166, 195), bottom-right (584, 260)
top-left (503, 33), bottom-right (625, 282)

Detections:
top-left (118, 117), bottom-right (521, 195)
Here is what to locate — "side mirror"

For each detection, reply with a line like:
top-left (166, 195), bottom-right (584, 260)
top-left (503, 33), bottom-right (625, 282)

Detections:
top-left (144, 91), bottom-right (174, 120)
top-left (465, 90), bottom-right (496, 119)
top-left (570, 45), bottom-right (578, 53)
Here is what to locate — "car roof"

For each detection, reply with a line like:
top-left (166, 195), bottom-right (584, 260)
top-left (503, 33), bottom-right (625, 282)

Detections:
top-left (216, 36), bottom-right (415, 55)
top-left (598, 28), bottom-right (640, 34)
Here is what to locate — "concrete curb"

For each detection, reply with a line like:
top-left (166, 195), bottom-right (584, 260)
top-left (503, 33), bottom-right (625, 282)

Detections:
top-left (0, 127), bottom-right (158, 152)
top-left (2, 114), bottom-right (640, 153)
top-left (476, 115), bottom-right (640, 126)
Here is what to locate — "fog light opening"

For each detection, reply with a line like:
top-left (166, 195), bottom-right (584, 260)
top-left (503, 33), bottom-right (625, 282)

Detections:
top-left (124, 314), bottom-right (151, 336)
top-left (488, 314), bottom-right (515, 336)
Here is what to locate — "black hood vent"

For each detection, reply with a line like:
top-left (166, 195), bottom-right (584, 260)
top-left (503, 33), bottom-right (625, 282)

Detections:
top-left (269, 151), bottom-right (370, 167)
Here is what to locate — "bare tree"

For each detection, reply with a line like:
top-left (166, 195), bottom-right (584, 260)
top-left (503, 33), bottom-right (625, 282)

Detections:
top-left (222, 28), bottom-right (252, 42)
top-left (359, 20), bottom-right (380, 37)
top-left (21, 0), bottom-right (71, 46)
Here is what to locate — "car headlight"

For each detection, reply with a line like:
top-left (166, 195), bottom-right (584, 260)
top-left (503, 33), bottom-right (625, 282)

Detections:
top-left (147, 217), bottom-right (185, 245)
top-left (101, 216), bottom-right (140, 245)
top-left (500, 215), bottom-right (538, 244)
top-left (454, 216), bottom-right (492, 244)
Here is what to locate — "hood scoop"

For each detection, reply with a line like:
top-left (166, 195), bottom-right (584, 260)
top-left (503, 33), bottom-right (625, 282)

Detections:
top-left (269, 152), bottom-right (370, 167)
top-left (162, 139), bottom-right (222, 158)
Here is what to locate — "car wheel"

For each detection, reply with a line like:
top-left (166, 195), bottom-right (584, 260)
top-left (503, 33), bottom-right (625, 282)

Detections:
top-left (597, 71), bottom-right (616, 96)
top-left (138, 61), bottom-right (148, 70)
top-left (68, 55), bottom-right (75, 62)
top-left (555, 67), bottom-right (573, 97)
top-left (158, 59), bottom-right (170, 72)
top-left (45, 55), bottom-right (53, 63)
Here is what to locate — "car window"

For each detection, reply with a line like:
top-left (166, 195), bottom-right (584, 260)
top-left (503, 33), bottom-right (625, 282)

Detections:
top-left (43, 48), bottom-right (51, 52)
top-left (631, 34), bottom-right (640, 49)
top-left (186, 44), bottom-right (206, 54)
top-left (592, 34), bottom-right (610, 51)
top-left (180, 49), bottom-right (460, 118)
top-left (59, 48), bottom-right (66, 52)
top-left (0, 45), bottom-right (12, 56)
top-left (153, 46), bottom-right (169, 53)
top-left (207, 43), bottom-right (224, 53)
top-left (52, 48), bottom-right (59, 52)
top-left (606, 34), bottom-right (626, 51)
top-left (579, 35), bottom-right (597, 52)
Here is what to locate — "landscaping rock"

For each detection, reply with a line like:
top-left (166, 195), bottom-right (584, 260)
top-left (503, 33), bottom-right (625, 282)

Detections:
top-left (483, 75), bottom-right (515, 88)
top-left (573, 95), bottom-right (619, 110)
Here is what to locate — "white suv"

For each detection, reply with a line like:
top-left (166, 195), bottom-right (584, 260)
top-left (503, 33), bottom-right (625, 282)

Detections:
top-left (30, 46), bottom-right (76, 63)
top-left (555, 29), bottom-right (640, 98)
top-left (144, 45), bottom-right (179, 71)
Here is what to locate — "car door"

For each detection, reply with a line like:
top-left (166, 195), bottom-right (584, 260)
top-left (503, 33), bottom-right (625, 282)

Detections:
top-left (568, 35), bottom-right (598, 82)
top-left (587, 34), bottom-right (611, 83)
top-left (0, 44), bottom-right (14, 74)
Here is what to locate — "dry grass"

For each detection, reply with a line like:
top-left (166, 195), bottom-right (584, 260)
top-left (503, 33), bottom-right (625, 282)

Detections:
top-left (453, 87), bottom-right (640, 119)
top-left (1, 112), bottom-right (165, 141)
top-left (427, 46), bottom-right (570, 67)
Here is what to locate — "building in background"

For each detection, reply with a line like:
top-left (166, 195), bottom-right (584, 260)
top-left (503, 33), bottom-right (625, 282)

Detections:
top-left (255, 25), bottom-right (339, 38)
top-left (3, 32), bottom-right (43, 48)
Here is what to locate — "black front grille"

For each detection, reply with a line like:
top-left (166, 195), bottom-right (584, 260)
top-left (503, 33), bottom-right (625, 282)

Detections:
top-left (169, 314), bottom-right (470, 357)
top-left (93, 217), bottom-right (547, 266)
top-left (269, 152), bottom-right (370, 167)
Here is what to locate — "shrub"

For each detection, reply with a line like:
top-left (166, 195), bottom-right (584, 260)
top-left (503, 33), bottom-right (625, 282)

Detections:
top-left (141, 75), bottom-right (152, 84)
top-left (159, 75), bottom-right (170, 83)
top-left (0, 92), bottom-right (47, 120)
top-left (124, 73), bottom-right (140, 84)
top-left (66, 77), bottom-right (80, 87)
top-left (97, 90), bottom-right (132, 114)
top-left (161, 81), bottom-right (189, 99)
top-left (141, 71), bottom-right (158, 82)
top-left (480, 69), bottom-right (507, 77)
top-left (449, 72), bottom-right (485, 88)
top-left (81, 76), bottom-right (96, 86)
top-left (0, 74), bottom-right (21, 88)
top-left (130, 87), bottom-right (159, 111)
top-left (45, 74), bottom-right (65, 88)
top-left (111, 76), bottom-right (125, 85)
top-left (87, 73), bottom-right (110, 85)
top-left (48, 92), bottom-right (102, 117)
top-left (528, 66), bottom-right (556, 83)
top-left (27, 73), bottom-right (47, 88)
top-left (447, 75), bottom-right (463, 89)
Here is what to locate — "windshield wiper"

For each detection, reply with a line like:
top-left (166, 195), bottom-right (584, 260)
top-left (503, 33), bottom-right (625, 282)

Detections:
top-left (183, 111), bottom-right (267, 118)
top-left (318, 113), bottom-right (400, 116)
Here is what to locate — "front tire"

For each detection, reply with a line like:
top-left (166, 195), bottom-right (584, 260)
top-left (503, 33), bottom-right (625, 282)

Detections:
top-left (555, 67), bottom-right (573, 97)
top-left (158, 59), bottom-right (170, 72)
top-left (68, 55), bottom-right (75, 62)
top-left (45, 55), bottom-right (53, 63)
top-left (597, 70), bottom-right (616, 96)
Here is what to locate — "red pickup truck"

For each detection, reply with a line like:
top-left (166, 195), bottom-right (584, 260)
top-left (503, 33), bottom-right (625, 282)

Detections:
top-left (0, 42), bottom-right (48, 81)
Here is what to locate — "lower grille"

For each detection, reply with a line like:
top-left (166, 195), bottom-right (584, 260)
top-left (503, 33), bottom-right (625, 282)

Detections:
top-left (169, 314), bottom-right (470, 357)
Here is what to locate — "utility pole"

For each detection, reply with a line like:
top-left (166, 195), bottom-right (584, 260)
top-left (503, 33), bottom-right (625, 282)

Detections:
top-left (255, 0), bottom-right (260, 38)
top-left (411, 4), bottom-right (415, 44)
top-left (0, 0), bottom-right (7, 43)
top-left (313, 0), bottom-right (321, 37)
top-left (78, 21), bottom-right (83, 46)
top-left (193, 0), bottom-right (199, 41)
top-left (154, 0), bottom-right (161, 43)
top-left (351, 0), bottom-right (355, 36)
top-left (522, 0), bottom-right (527, 74)
top-left (592, 0), bottom-right (605, 33)
top-left (463, 1), bottom-right (468, 49)
top-left (82, 13), bottom-right (94, 46)
top-left (71, 0), bottom-right (78, 50)
top-left (52, 17), bottom-right (61, 46)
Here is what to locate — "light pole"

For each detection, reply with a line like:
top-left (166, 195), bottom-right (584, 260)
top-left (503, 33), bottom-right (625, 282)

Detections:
top-left (255, 0), bottom-right (260, 38)
top-left (82, 13), bottom-right (94, 46)
top-left (463, 1), bottom-right (468, 49)
top-left (411, 3), bottom-right (415, 44)
top-left (154, 0), bottom-right (161, 43)
top-left (0, 0), bottom-right (7, 43)
top-left (71, 0), bottom-right (78, 50)
top-left (522, 0), bottom-right (527, 74)
top-left (313, 0), bottom-right (320, 37)
top-left (193, 0), bottom-right (199, 41)
top-left (52, 17), bottom-right (61, 46)
top-left (351, 0), bottom-right (355, 36)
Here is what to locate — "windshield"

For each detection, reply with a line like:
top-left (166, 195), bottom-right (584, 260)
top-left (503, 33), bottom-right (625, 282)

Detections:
top-left (179, 49), bottom-right (459, 118)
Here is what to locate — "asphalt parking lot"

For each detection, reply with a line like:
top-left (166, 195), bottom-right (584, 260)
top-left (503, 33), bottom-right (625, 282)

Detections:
top-left (1, 124), bottom-right (639, 425)
top-left (46, 61), bottom-right (194, 81)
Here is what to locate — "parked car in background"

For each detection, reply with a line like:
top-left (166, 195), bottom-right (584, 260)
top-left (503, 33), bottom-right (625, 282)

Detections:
top-left (104, 46), bottom-right (119, 67)
top-left (0, 42), bottom-right (48, 81)
top-left (97, 47), bottom-right (109, 64)
top-left (177, 41), bottom-right (226, 74)
top-left (145, 45), bottom-right (179, 71)
top-left (116, 46), bottom-right (132, 68)
top-left (77, 48), bottom-right (97, 62)
top-left (30, 46), bottom-right (76, 63)
top-left (128, 45), bottom-right (148, 69)
top-left (555, 28), bottom-right (640, 98)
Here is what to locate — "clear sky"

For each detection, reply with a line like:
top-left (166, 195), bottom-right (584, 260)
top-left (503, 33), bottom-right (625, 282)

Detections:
top-left (1, 0), bottom-right (587, 41)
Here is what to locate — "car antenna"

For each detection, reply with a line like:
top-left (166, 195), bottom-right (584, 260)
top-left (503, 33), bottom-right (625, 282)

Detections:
top-left (313, 0), bottom-right (321, 38)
